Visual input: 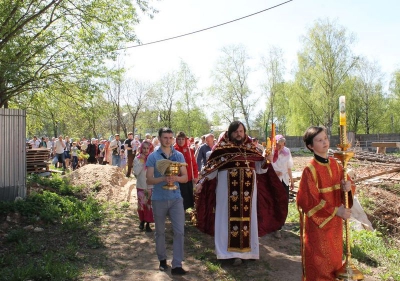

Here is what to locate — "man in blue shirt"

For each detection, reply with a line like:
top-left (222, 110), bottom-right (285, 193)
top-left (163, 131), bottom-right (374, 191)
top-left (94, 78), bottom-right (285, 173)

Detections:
top-left (146, 127), bottom-right (188, 275)
top-left (196, 133), bottom-right (214, 172)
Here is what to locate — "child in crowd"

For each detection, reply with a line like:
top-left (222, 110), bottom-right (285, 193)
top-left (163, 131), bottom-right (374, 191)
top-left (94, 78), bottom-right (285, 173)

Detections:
top-left (120, 149), bottom-right (127, 173)
top-left (71, 142), bottom-right (79, 170)
top-left (131, 135), bottom-right (141, 156)
top-left (297, 126), bottom-right (354, 281)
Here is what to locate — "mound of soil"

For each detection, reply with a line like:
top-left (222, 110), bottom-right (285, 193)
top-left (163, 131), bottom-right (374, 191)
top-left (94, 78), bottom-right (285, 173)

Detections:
top-left (65, 164), bottom-right (135, 203)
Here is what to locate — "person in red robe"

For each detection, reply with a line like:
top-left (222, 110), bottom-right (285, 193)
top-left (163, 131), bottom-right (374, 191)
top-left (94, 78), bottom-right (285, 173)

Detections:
top-left (173, 131), bottom-right (199, 210)
top-left (297, 126), bottom-right (355, 281)
top-left (195, 121), bottom-right (288, 265)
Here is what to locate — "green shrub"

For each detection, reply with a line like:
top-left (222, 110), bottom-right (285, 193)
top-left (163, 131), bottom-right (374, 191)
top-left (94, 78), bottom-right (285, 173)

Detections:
top-left (5, 229), bottom-right (27, 243)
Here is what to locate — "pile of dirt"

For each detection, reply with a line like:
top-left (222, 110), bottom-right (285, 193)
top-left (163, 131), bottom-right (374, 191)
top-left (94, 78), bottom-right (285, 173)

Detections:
top-left (65, 164), bottom-right (135, 203)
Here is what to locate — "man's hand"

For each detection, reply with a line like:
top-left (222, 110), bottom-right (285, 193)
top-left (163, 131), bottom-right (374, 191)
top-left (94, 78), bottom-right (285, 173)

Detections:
top-left (265, 154), bottom-right (273, 163)
top-left (165, 175), bottom-right (178, 184)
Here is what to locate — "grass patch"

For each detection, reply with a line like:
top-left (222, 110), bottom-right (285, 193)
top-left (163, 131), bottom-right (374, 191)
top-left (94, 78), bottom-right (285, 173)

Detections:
top-left (0, 252), bottom-right (80, 281)
top-left (291, 150), bottom-right (312, 156)
top-left (352, 230), bottom-right (400, 280)
top-left (205, 260), bottom-right (221, 273)
top-left (0, 175), bottom-right (106, 281)
top-left (358, 190), bottom-right (376, 213)
top-left (286, 202), bottom-right (299, 223)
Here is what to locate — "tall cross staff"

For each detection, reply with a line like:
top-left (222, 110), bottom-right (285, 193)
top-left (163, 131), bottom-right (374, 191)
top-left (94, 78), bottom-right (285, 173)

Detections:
top-left (334, 96), bottom-right (364, 281)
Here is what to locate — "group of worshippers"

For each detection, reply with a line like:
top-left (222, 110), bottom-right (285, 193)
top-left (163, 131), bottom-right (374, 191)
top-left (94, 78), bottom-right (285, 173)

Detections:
top-left (140, 121), bottom-right (355, 280)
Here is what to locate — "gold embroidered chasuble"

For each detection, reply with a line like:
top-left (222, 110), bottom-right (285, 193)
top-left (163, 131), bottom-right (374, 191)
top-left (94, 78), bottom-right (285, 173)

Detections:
top-left (196, 132), bottom-right (289, 260)
top-left (200, 137), bottom-right (264, 253)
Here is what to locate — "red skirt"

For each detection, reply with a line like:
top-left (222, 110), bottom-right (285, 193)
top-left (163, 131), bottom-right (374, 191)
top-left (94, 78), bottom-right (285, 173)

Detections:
top-left (137, 188), bottom-right (154, 223)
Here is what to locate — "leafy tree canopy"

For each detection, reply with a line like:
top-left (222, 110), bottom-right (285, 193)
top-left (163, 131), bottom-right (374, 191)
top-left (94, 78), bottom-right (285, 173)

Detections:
top-left (0, 0), bottom-right (157, 107)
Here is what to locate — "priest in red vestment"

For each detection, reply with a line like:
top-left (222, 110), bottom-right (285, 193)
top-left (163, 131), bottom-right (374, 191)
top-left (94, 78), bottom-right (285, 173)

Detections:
top-left (195, 121), bottom-right (288, 265)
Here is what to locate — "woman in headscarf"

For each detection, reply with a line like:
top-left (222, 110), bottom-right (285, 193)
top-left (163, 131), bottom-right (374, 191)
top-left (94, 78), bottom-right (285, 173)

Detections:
top-left (271, 135), bottom-right (294, 238)
top-left (133, 141), bottom-right (155, 232)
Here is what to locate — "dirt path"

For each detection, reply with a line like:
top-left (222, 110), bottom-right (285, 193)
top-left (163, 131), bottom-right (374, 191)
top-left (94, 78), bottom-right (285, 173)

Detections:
top-left (76, 174), bottom-right (378, 281)
top-left (79, 186), bottom-right (303, 281)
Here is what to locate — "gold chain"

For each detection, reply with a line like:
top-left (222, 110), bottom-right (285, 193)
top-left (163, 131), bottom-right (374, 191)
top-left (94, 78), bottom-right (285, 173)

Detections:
top-left (237, 145), bottom-right (250, 168)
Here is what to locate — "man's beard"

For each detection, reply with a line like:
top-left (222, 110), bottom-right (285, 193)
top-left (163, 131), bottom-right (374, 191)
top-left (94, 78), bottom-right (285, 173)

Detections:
top-left (232, 137), bottom-right (244, 145)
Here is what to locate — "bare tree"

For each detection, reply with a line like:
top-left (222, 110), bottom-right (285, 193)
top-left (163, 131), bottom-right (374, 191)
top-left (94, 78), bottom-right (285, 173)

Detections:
top-left (123, 79), bottom-right (151, 135)
top-left (296, 19), bottom-right (358, 135)
top-left (149, 72), bottom-right (179, 129)
top-left (351, 57), bottom-right (385, 134)
top-left (209, 44), bottom-right (256, 130)
top-left (105, 75), bottom-right (124, 135)
top-left (176, 60), bottom-right (200, 136)
top-left (260, 46), bottom-right (286, 134)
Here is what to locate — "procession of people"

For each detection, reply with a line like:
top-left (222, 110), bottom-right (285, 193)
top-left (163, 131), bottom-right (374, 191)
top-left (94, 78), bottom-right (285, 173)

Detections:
top-left (27, 120), bottom-right (356, 279)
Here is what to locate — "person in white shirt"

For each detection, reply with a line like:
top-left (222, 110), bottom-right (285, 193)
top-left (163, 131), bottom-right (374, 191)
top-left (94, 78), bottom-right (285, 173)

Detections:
top-left (54, 135), bottom-right (66, 169)
top-left (109, 134), bottom-right (121, 166)
top-left (133, 141), bottom-right (155, 232)
top-left (29, 136), bottom-right (41, 148)
top-left (271, 135), bottom-right (294, 238)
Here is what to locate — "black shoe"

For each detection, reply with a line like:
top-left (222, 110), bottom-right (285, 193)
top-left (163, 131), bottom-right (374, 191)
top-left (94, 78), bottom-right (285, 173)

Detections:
top-left (232, 258), bottom-right (242, 266)
top-left (145, 223), bottom-right (152, 232)
top-left (139, 221), bottom-right (145, 230)
top-left (171, 267), bottom-right (187, 275)
top-left (159, 259), bottom-right (168, 271)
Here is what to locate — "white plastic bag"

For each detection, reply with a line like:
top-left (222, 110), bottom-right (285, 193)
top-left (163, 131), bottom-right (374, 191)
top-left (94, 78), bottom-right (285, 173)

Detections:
top-left (52, 156), bottom-right (58, 165)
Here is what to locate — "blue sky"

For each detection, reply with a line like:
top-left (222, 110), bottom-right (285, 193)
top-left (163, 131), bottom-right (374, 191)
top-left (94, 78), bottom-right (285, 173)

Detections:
top-left (123, 0), bottom-right (400, 112)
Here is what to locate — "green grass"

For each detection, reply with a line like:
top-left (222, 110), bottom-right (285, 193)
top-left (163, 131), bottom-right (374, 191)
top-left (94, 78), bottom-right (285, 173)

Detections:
top-left (286, 202), bottom-right (299, 223)
top-left (357, 190), bottom-right (376, 213)
top-left (291, 149), bottom-right (313, 156)
top-left (0, 175), bottom-right (106, 281)
top-left (352, 230), bottom-right (400, 280)
top-left (205, 260), bottom-right (222, 273)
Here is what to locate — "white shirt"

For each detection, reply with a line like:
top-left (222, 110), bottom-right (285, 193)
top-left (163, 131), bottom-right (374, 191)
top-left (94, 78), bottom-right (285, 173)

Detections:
top-left (109, 139), bottom-right (121, 153)
top-left (54, 139), bottom-right (66, 154)
top-left (271, 147), bottom-right (293, 185)
top-left (133, 157), bottom-right (153, 190)
top-left (29, 139), bottom-right (41, 148)
top-left (131, 139), bottom-right (140, 150)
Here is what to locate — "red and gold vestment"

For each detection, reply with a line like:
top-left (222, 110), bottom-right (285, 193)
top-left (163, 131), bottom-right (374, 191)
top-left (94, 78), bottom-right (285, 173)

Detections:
top-left (196, 132), bottom-right (288, 257)
top-left (297, 157), bottom-right (354, 281)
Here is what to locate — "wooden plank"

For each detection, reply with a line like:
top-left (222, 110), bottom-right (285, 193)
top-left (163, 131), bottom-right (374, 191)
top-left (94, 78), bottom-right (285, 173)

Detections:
top-left (371, 142), bottom-right (400, 148)
top-left (354, 167), bottom-right (400, 183)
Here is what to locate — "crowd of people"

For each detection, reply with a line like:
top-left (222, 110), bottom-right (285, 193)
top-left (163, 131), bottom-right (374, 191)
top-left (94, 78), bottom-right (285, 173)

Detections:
top-left (28, 122), bottom-right (355, 279)
top-left (27, 133), bottom-right (161, 172)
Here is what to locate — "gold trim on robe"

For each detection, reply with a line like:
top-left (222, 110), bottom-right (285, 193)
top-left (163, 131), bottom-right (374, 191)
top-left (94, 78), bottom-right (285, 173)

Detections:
top-left (227, 166), bottom-right (254, 252)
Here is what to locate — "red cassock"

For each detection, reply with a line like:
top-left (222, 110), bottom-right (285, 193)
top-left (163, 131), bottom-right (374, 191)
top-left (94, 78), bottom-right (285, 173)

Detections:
top-left (297, 157), bottom-right (354, 281)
